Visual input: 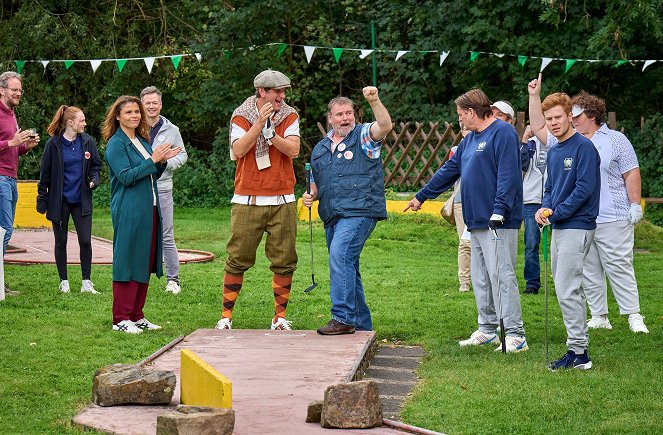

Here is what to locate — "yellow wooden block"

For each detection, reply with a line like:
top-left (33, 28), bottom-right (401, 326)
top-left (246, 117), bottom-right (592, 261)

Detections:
top-left (16, 181), bottom-right (49, 228)
top-left (180, 349), bottom-right (232, 408)
top-left (297, 198), bottom-right (445, 221)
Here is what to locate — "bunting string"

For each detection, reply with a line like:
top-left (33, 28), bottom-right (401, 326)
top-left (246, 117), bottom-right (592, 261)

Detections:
top-left (9, 43), bottom-right (662, 75)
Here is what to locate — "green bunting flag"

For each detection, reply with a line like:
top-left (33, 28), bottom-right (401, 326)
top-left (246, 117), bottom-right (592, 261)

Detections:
top-left (418, 50), bottom-right (432, 60)
top-left (171, 55), bottom-right (182, 70)
top-left (224, 50), bottom-right (232, 60)
top-left (277, 43), bottom-right (288, 57)
top-left (15, 61), bottom-right (25, 74)
top-left (64, 61), bottom-right (75, 70)
top-left (564, 59), bottom-right (576, 73)
top-left (116, 59), bottom-right (127, 72)
top-left (470, 51), bottom-right (480, 62)
top-left (332, 48), bottom-right (343, 63)
top-left (615, 59), bottom-right (628, 67)
top-left (518, 55), bottom-right (527, 69)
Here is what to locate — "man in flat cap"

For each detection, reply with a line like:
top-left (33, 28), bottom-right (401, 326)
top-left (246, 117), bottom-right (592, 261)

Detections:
top-left (215, 69), bottom-right (300, 331)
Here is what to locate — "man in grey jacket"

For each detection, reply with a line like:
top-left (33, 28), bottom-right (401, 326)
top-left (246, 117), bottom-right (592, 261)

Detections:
top-left (520, 125), bottom-right (549, 294)
top-left (140, 86), bottom-right (188, 294)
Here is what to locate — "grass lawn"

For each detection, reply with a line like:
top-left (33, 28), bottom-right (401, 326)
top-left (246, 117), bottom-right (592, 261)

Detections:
top-left (1, 207), bottom-right (662, 434)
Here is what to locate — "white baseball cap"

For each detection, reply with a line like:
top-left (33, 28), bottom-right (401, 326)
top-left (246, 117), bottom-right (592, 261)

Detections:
top-left (571, 105), bottom-right (585, 117)
top-left (491, 101), bottom-right (515, 119)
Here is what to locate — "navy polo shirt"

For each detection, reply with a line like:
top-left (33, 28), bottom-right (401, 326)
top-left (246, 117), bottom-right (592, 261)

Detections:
top-left (62, 135), bottom-right (83, 204)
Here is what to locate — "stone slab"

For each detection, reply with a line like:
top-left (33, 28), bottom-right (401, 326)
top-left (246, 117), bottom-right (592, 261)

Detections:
top-left (74, 329), bottom-right (402, 434)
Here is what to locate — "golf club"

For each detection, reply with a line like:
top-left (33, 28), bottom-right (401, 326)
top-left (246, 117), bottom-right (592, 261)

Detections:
top-left (492, 228), bottom-right (507, 354)
top-left (540, 209), bottom-right (552, 367)
top-left (304, 162), bottom-right (318, 293)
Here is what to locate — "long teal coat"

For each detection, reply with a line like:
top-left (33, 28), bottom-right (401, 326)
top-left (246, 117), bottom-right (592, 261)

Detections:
top-left (105, 128), bottom-right (165, 282)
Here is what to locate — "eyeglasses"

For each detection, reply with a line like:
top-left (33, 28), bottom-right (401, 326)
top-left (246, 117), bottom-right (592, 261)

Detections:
top-left (1, 87), bottom-right (23, 95)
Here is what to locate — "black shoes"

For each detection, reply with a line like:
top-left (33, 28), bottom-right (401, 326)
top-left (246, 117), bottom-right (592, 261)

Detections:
top-left (524, 287), bottom-right (539, 295)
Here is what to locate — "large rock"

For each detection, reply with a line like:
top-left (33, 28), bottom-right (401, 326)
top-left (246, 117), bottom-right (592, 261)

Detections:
top-left (157, 405), bottom-right (234, 435)
top-left (320, 380), bottom-right (382, 428)
top-left (92, 364), bottom-right (176, 407)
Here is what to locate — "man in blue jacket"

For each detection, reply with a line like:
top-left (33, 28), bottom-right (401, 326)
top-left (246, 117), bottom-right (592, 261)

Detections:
top-left (528, 74), bottom-right (600, 371)
top-left (302, 86), bottom-right (392, 335)
top-left (405, 88), bottom-right (527, 353)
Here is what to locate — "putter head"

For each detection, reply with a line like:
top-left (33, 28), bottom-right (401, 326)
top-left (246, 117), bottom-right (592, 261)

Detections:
top-left (304, 282), bottom-right (318, 293)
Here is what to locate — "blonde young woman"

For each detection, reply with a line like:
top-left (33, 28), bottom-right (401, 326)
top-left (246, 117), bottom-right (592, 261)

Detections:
top-left (37, 106), bottom-right (102, 294)
top-left (101, 96), bottom-right (180, 334)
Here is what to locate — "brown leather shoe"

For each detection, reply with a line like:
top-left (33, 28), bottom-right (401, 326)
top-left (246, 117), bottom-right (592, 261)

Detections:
top-left (317, 319), bottom-right (355, 335)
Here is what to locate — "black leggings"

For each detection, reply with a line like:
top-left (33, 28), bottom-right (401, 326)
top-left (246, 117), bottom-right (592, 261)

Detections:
top-left (52, 201), bottom-right (92, 280)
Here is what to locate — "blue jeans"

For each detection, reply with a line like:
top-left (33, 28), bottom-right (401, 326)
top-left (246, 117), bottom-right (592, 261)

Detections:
top-left (324, 217), bottom-right (377, 331)
top-left (0, 176), bottom-right (18, 255)
top-left (523, 203), bottom-right (541, 289)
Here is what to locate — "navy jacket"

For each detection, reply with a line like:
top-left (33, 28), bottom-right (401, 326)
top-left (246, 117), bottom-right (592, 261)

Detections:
top-left (37, 132), bottom-right (102, 223)
top-left (311, 124), bottom-right (387, 227)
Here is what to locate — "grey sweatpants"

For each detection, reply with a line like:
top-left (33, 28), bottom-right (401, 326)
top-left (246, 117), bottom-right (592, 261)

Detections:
top-left (582, 220), bottom-right (641, 316)
top-left (158, 189), bottom-right (180, 280)
top-left (470, 228), bottom-right (525, 337)
top-left (551, 228), bottom-right (594, 353)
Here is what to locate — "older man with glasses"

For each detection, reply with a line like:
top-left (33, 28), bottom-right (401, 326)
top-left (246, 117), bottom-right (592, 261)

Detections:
top-left (0, 71), bottom-right (40, 295)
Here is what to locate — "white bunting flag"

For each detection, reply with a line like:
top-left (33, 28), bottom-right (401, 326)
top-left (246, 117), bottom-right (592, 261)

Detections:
top-left (642, 60), bottom-right (656, 72)
top-left (90, 60), bottom-right (102, 73)
top-left (540, 57), bottom-right (553, 72)
top-left (303, 46), bottom-right (316, 63)
top-left (494, 53), bottom-right (505, 58)
top-left (144, 57), bottom-right (156, 74)
top-left (40, 61), bottom-right (49, 69)
top-left (395, 50), bottom-right (408, 61)
top-left (359, 49), bottom-right (373, 59)
top-left (195, 52), bottom-right (202, 62)
top-left (439, 51), bottom-right (450, 66)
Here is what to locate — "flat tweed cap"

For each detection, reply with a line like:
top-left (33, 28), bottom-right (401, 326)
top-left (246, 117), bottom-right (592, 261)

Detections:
top-left (254, 69), bottom-right (291, 89)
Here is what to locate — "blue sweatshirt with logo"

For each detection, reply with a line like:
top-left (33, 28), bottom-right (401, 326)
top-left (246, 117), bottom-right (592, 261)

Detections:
top-left (542, 132), bottom-right (600, 230)
top-left (415, 119), bottom-right (523, 230)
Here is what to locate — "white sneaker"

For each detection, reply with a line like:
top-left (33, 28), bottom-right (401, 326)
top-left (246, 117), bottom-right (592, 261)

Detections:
top-left (271, 317), bottom-right (292, 330)
top-left (81, 280), bottom-right (99, 294)
top-left (459, 330), bottom-right (500, 347)
top-left (59, 280), bottom-right (70, 293)
top-left (165, 280), bottom-right (181, 294)
top-left (494, 335), bottom-right (529, 353)
top-left (134, 318), bottom-right (162, 330)
top-left (587, 315), bottom-right (612, 330)
top-left (628, 313), bottom-right (649, 333)
top-left (459, 283), bottom-right (471, 292)
top-left (215, 318), bottom-right (232, 330)
top-left (112, 320), bottom-right (142, 334)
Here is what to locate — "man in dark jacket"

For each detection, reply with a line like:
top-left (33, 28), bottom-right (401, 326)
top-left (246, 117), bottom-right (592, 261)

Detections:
top-left (302, 86), bottom-right (392, 335)
top-left (529, 74), bottom-right (600, 371)
top-left (405, 88), bottom-right (528, 353)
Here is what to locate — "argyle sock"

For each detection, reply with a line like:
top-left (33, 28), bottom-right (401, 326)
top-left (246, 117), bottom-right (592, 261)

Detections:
top-left (222, 273), bottom-right (243, 320)
top-left (272, 274), bottom-right (292, 321)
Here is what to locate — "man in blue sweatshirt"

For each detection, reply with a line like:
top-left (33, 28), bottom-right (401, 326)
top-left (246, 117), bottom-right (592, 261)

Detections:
top-left (405, 88), bottom-right (527, 353)
top-left (528, 73), bottom-right (600, 371)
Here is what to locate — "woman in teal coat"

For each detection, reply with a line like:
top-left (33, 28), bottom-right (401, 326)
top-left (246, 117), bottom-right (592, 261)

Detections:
top-left (101, 95), bottom-right (181, 334)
